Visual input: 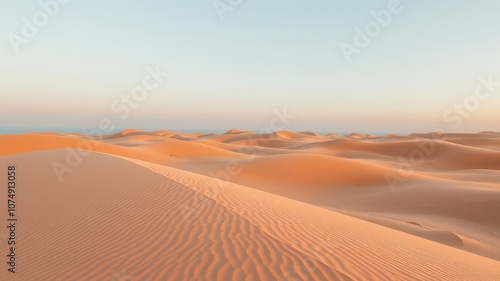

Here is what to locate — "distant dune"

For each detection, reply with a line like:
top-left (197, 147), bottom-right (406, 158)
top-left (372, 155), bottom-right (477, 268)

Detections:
top-left (1, 130), bottom-right (500, 280)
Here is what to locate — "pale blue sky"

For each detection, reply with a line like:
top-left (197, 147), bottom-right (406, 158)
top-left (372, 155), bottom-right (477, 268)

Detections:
top-left (1, 0), bottom-right (499, 134)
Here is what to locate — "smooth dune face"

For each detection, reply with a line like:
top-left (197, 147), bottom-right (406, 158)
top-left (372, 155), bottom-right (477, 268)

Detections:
top-left (1, 130), bottom-right (500, 280)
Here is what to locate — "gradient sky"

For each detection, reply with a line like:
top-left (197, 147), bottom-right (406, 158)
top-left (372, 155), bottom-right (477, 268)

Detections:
top-left (1, 0), bottom-right (499, 134)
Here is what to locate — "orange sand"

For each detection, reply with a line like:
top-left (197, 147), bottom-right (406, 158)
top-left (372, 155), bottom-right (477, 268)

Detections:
top-left (1, 130), bottom-right (499, 280)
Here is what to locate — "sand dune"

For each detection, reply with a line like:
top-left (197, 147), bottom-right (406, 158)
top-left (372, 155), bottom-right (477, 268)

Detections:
top-left (1, 130), bottom-right (500, 280)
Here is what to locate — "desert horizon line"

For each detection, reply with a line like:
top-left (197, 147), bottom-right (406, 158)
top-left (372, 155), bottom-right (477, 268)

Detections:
top-left (1, 127), bottom-right (499, 137)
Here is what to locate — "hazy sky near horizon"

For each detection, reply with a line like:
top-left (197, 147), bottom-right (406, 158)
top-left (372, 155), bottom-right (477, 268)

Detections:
top-left (1, 0), bottom-right (499, 134)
